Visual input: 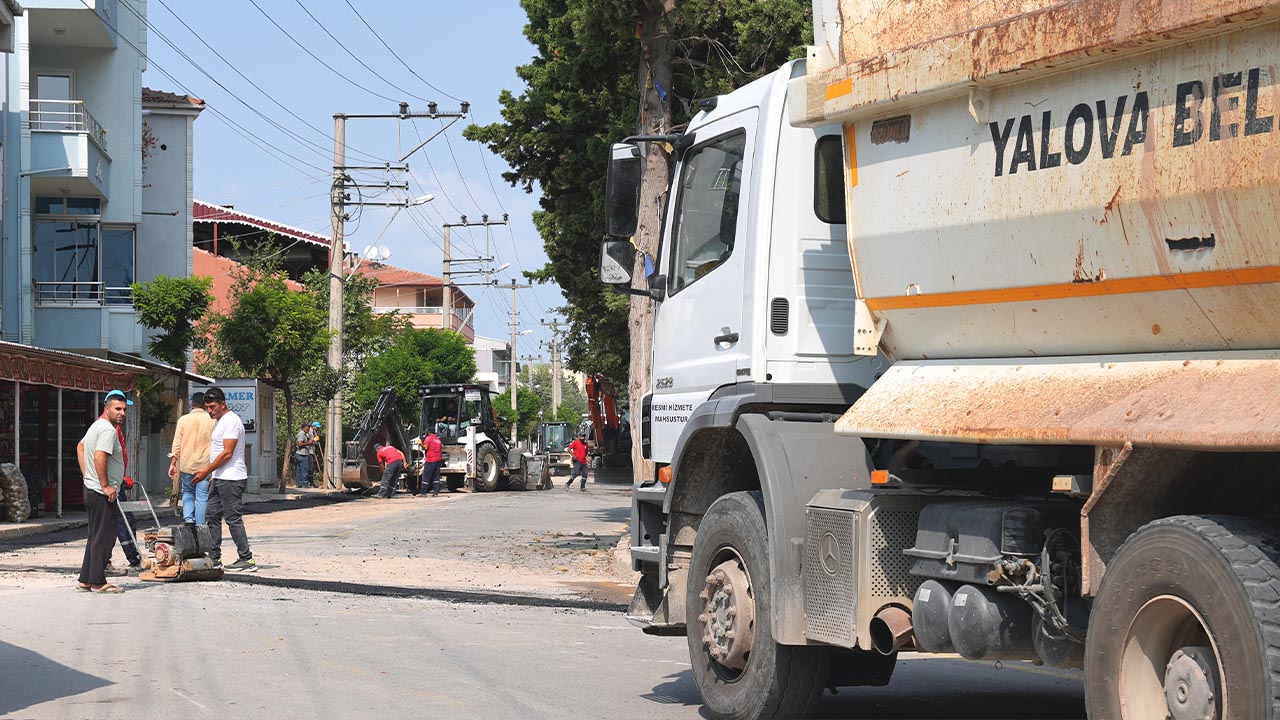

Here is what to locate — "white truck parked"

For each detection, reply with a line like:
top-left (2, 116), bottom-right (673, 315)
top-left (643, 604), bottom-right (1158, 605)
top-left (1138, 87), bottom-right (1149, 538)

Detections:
top-left (599, 2), bottom-right (1280, 718)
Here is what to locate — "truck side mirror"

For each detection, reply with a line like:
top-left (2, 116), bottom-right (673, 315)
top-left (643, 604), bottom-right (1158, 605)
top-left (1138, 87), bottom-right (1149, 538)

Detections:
top-left (599, 239), bottom-right (636, 285)
top-left (604, 142), bottom-right (642, 238)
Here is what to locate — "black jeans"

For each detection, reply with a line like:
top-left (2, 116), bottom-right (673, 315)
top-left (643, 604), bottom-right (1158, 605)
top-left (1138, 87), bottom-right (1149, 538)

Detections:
top-left (422, 461), bottom-right (441, 495)
top-left (207, 478), bottom-right (251, 562)
top-left (378, 460), bottom-right (404, 497)
top-left (79, 488), bottom-right (117, 586)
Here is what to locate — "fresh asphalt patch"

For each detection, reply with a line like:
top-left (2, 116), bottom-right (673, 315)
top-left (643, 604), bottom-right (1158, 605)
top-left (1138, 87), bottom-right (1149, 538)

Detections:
top-left (220, 572), bottom-right (628, 612)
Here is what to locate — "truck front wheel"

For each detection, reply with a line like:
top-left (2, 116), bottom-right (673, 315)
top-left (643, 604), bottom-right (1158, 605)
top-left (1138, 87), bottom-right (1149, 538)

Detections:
top-left (686, 491), bottom-right (826, 720)
top-left (1085, 515), bottom-right (1280, 720)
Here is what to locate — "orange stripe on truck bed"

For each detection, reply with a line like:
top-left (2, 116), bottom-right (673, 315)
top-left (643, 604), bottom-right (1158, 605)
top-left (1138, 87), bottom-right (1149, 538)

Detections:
top-left (864, 266), bottom-right (1280, 311)
top-left (825, 78), bottom-right (852, 101)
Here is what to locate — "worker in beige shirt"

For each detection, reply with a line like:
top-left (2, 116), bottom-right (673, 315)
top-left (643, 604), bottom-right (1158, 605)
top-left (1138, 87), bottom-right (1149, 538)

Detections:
top-left (169, 391), bottom-right (216, 524)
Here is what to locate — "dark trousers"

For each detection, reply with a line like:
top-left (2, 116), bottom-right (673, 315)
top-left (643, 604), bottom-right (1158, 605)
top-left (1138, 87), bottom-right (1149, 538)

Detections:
top-left (207, 478), bottom-right (251, 562)
top-left (114, 510), bottom-right (142, 567)
top-left (422, 461), bottom-right (441, 495)
top-left (294, 453), bottom-right (314, 488)
top-left (568, 460), bottom-right (589, 489)
top-left (378, 460), bottom-right (404, 498)
top-left (79, 488), bottom-right (117, 586)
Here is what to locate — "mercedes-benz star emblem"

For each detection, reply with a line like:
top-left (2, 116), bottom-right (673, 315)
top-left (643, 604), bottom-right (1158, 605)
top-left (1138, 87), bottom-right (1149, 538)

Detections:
top-left (818, 532), bottom-right (841, 575)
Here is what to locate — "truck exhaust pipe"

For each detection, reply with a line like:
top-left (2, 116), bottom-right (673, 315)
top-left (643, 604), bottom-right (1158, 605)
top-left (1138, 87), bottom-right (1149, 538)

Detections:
top-left (869, 606), bottom-right (913, 655)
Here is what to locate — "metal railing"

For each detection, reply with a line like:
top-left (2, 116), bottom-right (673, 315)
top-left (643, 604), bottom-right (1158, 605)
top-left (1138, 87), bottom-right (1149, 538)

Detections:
top-left (371, 305), bottom-right (444, 315)
top-left (31, 99), bottom-right (107, 152)
top-left (34, 282), bottom-right (132, 306)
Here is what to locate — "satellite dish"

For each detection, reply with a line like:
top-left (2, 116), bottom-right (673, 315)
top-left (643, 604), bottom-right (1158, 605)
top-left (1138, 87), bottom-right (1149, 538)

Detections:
top-left (379, 245), bottom-right (391, 260)
top-left (363, 245), bottom-right (379, 260)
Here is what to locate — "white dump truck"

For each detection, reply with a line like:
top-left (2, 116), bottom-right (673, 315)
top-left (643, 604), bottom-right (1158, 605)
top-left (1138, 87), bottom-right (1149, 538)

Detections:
top-left (599, 2), bottom-right (1280, 718)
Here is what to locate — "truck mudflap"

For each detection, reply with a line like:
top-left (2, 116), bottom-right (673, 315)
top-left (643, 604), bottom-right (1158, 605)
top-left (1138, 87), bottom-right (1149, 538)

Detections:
top-left (835, 350), bottom-right (1280, 451)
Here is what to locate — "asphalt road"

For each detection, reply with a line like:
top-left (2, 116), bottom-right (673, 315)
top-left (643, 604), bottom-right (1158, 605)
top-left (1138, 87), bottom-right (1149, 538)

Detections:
top-left (0, 470), bottom-right (1085, 719)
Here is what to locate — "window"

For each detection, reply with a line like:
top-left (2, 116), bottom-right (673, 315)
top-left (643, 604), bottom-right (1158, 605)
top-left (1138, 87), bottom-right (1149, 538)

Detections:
top-left (101, 226), bottom-right (135, 305)
top-left (32, 198), bottom-right (133, 305)
top-left (667, 131), bottom-right (746, 295)
top-left (814, 135), bottom-right (846, 224)
top-left (33, 220), bottom-right (98, 301)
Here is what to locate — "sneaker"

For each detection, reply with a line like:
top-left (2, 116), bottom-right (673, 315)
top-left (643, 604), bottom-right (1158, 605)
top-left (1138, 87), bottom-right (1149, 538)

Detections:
top-left (104, 563), bottom-right (127, 577)
top-left (225, 558), bottom-right (257, 573)
top-left (129, 562), bottom-right (145, 573)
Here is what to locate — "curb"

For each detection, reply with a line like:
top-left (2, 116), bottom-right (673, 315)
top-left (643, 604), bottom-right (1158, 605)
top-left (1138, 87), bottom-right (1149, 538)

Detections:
top-left (612, 534), bottom-right (638, 579)
top-left (0, 518), bottom-right (87, 541)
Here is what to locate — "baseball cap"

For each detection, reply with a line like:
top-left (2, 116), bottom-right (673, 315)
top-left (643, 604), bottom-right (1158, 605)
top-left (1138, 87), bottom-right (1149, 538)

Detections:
top-left (311, 421), bottom-right (321, 428)
top-left (104, 389), bottom-right (134, 406)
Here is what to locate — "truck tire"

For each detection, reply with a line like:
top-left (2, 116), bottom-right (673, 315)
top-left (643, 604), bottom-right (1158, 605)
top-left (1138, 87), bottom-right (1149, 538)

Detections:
top-left (686, 491), bottom-right (826, 720)
top-left (1085, 515), bottom-right (1280, 720)
top-left (474, 444), bottom-right (501, 492)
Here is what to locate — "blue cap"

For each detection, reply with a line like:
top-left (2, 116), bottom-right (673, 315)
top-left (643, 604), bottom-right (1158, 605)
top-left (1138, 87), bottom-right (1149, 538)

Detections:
top-left (104, 389), bottom-right (134, 406)
top-left (311, 421), bottom-right (321, 428)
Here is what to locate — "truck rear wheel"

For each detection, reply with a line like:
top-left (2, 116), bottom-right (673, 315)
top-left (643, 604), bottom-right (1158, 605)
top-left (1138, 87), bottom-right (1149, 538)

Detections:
top-left (686, 491), bottom-right (826, 720)
top-left (1085, 515), bottom-right (1280, 720)
top-left (475, 445), bottom-right (501, 492)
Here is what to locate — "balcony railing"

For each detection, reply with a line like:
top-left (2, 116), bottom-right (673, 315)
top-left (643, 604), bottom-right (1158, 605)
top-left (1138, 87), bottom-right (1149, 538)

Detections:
top-left (371, 305), bottom-right (473, 327)
top-left (35, 282), bottom-right (132, 306)
top-left (31, 99), bottom-right (107, 153)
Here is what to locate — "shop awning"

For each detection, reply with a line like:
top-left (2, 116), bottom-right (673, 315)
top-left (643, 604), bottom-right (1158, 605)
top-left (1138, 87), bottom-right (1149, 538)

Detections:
top-left (0, 341), bottom-right (143, 391)
top-left (107, 352), bottom-right (215, 385)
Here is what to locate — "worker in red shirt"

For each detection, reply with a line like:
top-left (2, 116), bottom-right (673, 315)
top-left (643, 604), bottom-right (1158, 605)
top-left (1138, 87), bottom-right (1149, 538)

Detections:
top-left (566, 434), bottom-right (590, 491)
top-left (374, 443), bottom-right (406, 499)
top-left (420, 431), bottom-right (444, 497)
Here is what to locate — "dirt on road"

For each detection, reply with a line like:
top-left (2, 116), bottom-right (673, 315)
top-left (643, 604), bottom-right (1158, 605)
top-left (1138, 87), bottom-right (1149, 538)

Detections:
top-left (0, 477), bottom-right (639, 607)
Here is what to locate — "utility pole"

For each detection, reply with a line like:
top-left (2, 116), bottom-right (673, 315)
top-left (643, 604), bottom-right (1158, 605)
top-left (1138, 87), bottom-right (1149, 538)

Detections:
top-left (323, 102), bottom-right (467, 489)
top-left (442, 214), bottom-right (509, 333)
top-left (540, 318), bottom-right (567, 415)
top-left (506, 278), bottom-right (532, 445)
top-left (325, 115), bottom-right (346, 490)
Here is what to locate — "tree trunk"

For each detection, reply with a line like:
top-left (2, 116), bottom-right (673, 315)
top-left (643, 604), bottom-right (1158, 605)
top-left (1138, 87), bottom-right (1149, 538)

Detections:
top-left (280, 381), bottom-right (294, 494)
top-left (628, 0), bottom-right (674, 483)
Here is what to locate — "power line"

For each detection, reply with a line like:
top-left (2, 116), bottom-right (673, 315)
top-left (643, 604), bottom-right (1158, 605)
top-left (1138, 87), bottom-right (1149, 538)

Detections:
top-left (339, 0), bottom-right (464, 103)
top-left (246, 0), bottom-right (400, 104)
top-left (151, 0), bottom-right (383, 165)
top-left (290, 0), bottom-right (434, 105)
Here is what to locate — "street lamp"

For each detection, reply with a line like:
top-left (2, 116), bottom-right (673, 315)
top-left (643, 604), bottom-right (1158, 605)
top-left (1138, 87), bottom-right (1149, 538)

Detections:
top-left (325, 193), bottom-right (434, 488)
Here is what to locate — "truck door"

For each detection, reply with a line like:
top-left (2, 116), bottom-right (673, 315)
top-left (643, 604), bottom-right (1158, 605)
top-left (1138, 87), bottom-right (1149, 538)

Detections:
top-left (649, 111), bottom-right (756, 462)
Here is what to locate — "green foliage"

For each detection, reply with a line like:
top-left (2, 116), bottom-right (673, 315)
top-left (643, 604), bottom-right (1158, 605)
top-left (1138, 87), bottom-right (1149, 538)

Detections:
top-left (466, 0), bottom-right (810, 382)
top-left (351, 328), bottom-right (477, 423)
top-left (552, 403), bottom-right (582, 424)
top-left (492, 387), bottom-right (544, 443)
top-left (521, 364), bottom-right (588, 418)
top-left (131, 275), bottom-right (213, 367)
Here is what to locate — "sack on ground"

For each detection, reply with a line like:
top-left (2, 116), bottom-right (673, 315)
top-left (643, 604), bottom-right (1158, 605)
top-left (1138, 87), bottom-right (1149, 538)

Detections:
top-left (0, 463), bottom-right (32, 523)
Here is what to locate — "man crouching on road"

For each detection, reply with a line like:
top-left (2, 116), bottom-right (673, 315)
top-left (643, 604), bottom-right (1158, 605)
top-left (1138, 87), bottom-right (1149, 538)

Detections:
top-left (194, 387), bottom-right (256, 572)
top-left (76, 393), bottom-right (129, 593)
top-left (374, 443), bottom-right (406, 499)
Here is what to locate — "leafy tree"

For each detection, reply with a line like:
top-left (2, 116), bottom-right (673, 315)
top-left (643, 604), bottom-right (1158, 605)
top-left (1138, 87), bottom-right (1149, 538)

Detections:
top-left (351, 328), bottom-right (477, 424)
top-left (467, 0), bottom-right (810, 473)
top-left (553, 403), bottom-right (583, 425)
top-left (131, 275), bottom-right (213, 367)
top-left (210, 260), bottom-right (329, 455)
top-left (492, 387), bottom-right (544, 444)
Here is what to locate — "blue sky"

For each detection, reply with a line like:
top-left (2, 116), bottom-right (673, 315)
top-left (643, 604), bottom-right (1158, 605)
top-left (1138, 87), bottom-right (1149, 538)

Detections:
top-left (142, 1), bottom-right (561, 357)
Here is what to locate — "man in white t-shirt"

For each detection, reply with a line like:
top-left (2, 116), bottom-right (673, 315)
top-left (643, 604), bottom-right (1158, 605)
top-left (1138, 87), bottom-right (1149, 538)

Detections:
top-left (193, 386), bottom-right (255, 572)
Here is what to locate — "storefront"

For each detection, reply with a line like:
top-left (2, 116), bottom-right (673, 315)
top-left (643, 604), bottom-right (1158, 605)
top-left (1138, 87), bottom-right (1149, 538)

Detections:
top-left (0, 341), bottom-right (141, 517)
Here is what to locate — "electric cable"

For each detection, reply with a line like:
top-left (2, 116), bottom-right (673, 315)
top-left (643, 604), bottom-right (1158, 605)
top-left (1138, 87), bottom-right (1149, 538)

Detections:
top-left (339, 0), bottom-right (464, 103)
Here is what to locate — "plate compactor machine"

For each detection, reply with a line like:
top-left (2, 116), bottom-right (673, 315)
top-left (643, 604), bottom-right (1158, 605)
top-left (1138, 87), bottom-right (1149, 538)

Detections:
top-left (118, 479), bottom-right (223, 582)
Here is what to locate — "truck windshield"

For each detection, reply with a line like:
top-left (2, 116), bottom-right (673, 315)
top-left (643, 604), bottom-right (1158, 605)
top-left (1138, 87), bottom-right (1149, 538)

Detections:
top-left (543, 424), bottom-right (569, 450)
top-left (423, 395), bottom-right (461, 439)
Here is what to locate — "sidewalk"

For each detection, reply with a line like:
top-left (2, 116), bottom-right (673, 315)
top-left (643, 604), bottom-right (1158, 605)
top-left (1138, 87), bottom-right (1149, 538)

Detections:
top-left (0, 486), bottom-right (341, 541)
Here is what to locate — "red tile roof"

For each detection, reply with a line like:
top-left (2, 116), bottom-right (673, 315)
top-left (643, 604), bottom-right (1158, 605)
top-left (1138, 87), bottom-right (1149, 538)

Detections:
top-left (193, 200), bottom-right (330, 248)
top-left (142, 87), bottom-right (205, 108)
top-left (356, 262), bottom-right (445, 286)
